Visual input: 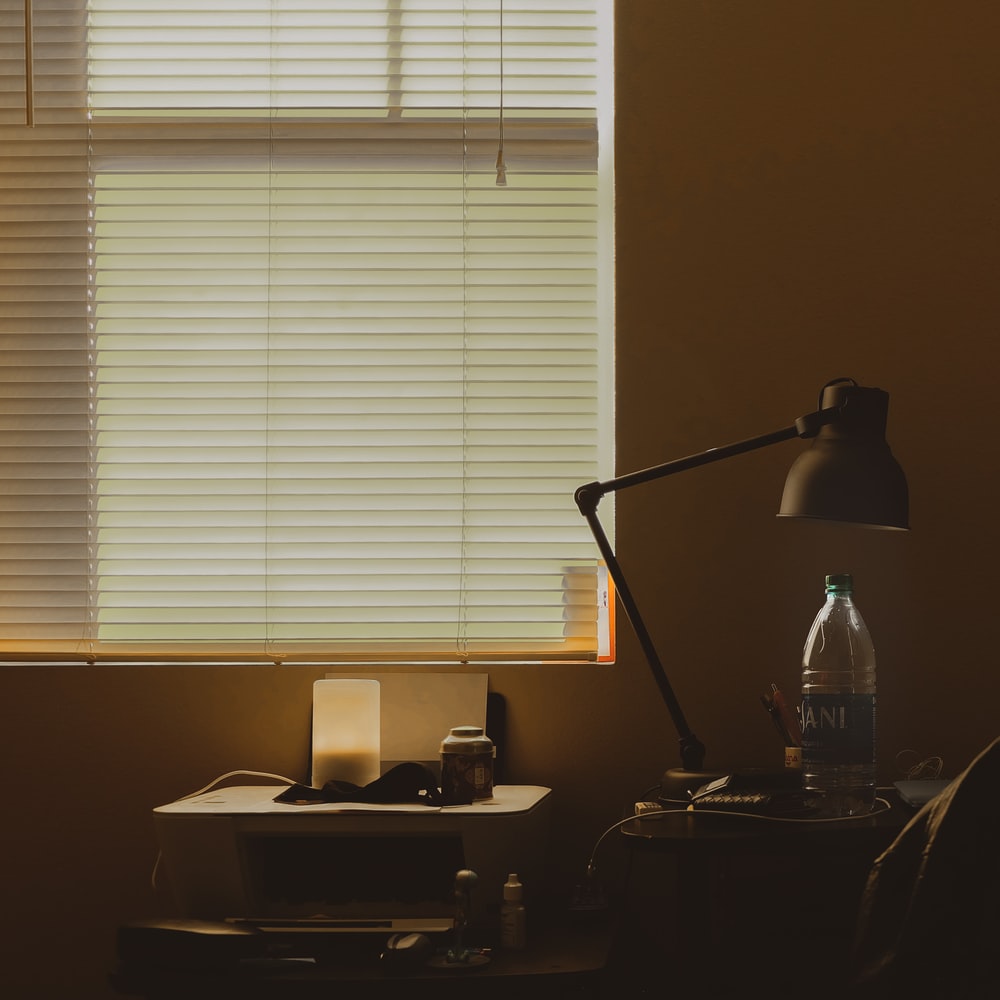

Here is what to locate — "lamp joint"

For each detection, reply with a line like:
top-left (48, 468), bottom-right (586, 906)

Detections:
top-left (574, 482), bottom-right (604, 517)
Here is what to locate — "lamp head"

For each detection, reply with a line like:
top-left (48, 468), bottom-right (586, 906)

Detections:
top-left (778, 380), bottom-right (909, 530)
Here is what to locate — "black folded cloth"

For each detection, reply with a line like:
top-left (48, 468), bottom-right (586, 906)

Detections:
top-left (274, 762), bottom-right (443, 806)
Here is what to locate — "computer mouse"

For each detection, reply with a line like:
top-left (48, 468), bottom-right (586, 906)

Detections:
top-left (379, 932), bottom-right (434, 968)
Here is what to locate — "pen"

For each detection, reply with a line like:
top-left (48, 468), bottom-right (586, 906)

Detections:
top-left (771, 684), bottom-right (802, 747)
top-left (760, 692), bottom-right (793, 746)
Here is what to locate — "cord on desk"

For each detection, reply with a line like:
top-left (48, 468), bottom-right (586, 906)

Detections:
top-left (151, 770), bottom-right (300, 890)
top-left (176, 769), bottom-right (300, 800)
top-left (895, 750), bottom-right (944, 780)
top-left (584, 796), bottom-right (894, 878)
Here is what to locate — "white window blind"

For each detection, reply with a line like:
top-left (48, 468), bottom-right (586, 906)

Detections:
top-left (0, 0), bottom-right (614, 665)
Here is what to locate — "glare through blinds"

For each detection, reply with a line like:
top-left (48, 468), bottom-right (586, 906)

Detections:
top-left (0, 0), bottom-right (614, 664)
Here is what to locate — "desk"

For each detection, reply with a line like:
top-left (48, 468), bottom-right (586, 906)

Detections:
top-left (614, 789), bottom-right (913, 996)
top-left (114, 793), bottom-right (916, 999)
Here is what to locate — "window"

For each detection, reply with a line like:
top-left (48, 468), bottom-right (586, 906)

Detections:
top-left (0, 0), bottom-right (614, 664)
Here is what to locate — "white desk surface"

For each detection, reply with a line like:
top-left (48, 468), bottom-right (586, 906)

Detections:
top-left (155, 783), bottom-right (551, 816)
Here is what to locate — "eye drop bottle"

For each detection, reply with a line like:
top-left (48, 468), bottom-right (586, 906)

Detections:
top-left (500, 873), bottom-right (527, 949)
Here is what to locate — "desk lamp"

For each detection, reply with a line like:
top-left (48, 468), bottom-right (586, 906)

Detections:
top-left (574, 377), bottom-right (908, 797)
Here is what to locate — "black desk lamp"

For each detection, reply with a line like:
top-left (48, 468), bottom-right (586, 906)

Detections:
top-left (574, 377), bottom-right (908, 797)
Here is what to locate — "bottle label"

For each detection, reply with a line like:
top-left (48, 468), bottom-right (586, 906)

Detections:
top-left (500, 904), bottom-right (527, 949)
top-left (440, 751), bottom-right (494, 804)
top-left (800, 694), bottom-right (875, 765)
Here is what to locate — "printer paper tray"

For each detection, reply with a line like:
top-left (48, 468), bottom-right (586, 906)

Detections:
top-left (227, 917), bottom-right (453, 934)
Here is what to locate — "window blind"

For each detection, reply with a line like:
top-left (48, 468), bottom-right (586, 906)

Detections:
top-left (0, 0), bottom-right (614, 664)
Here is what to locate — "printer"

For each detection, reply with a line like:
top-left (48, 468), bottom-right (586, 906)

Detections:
top-left (153, 784), bottom-right (552, 933)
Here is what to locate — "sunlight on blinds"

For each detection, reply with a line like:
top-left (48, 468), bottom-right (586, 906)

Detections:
top-left (0, 0), bottom-right (614, 663)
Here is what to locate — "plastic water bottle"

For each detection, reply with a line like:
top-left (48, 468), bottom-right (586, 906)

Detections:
top-left (800, 573), bottom-right (877, 816)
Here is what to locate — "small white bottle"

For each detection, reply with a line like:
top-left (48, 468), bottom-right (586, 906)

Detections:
top-left (500, 873), bottom-right (527, 949)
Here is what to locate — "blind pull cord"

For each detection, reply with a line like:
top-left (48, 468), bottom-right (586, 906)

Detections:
top-left (24, 0), bottom-right (34, 126)
top-left (495, 0), bottom-right (506, 186)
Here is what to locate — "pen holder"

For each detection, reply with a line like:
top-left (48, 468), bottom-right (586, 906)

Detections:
top-left (311, 679), bottom-right (381, 789)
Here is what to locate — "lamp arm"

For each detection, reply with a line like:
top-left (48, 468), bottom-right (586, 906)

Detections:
top-left (573, 404), bottom-right (840, 773)
top-left (576, 497), bottom-right (707, 771)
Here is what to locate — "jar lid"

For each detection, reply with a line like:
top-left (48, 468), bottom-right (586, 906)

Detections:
top-left (441, 725), bottom-right (494, 754)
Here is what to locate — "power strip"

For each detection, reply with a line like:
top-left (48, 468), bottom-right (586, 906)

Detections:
top-left (633, 800), bottom-right (667, 817)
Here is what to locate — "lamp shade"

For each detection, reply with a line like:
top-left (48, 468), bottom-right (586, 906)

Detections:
top-left (778, 382), bottom-right (909, 530)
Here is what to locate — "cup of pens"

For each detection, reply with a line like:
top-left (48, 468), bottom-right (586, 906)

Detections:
top-left (762, 683), bottom-right (802, 769)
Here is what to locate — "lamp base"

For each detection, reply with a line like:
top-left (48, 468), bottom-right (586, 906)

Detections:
top-left (658, 765), bottom-right (802, 803)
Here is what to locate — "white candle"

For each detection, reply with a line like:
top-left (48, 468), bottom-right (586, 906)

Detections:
top-left (311, 679), bottom-right (381, 789)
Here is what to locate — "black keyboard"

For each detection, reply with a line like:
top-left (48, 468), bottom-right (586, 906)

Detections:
top-left (687, 775), bottom-right (820, 817)
top-left (691, 790), bottom-right (773, 810)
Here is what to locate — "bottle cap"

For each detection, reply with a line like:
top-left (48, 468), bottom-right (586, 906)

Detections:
top-left (449, 725), bottom-right (484, 738)
top-left (503, 873), bottom-right (523, 900)
top-left (825, 573), bottom-right (854, 593)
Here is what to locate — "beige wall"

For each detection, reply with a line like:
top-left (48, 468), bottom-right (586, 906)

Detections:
top-left (5, 2), bottom-right (1000, 996)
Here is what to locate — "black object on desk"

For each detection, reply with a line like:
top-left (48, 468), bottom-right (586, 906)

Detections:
top-left (893, 777), bottom-right (952, 808)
